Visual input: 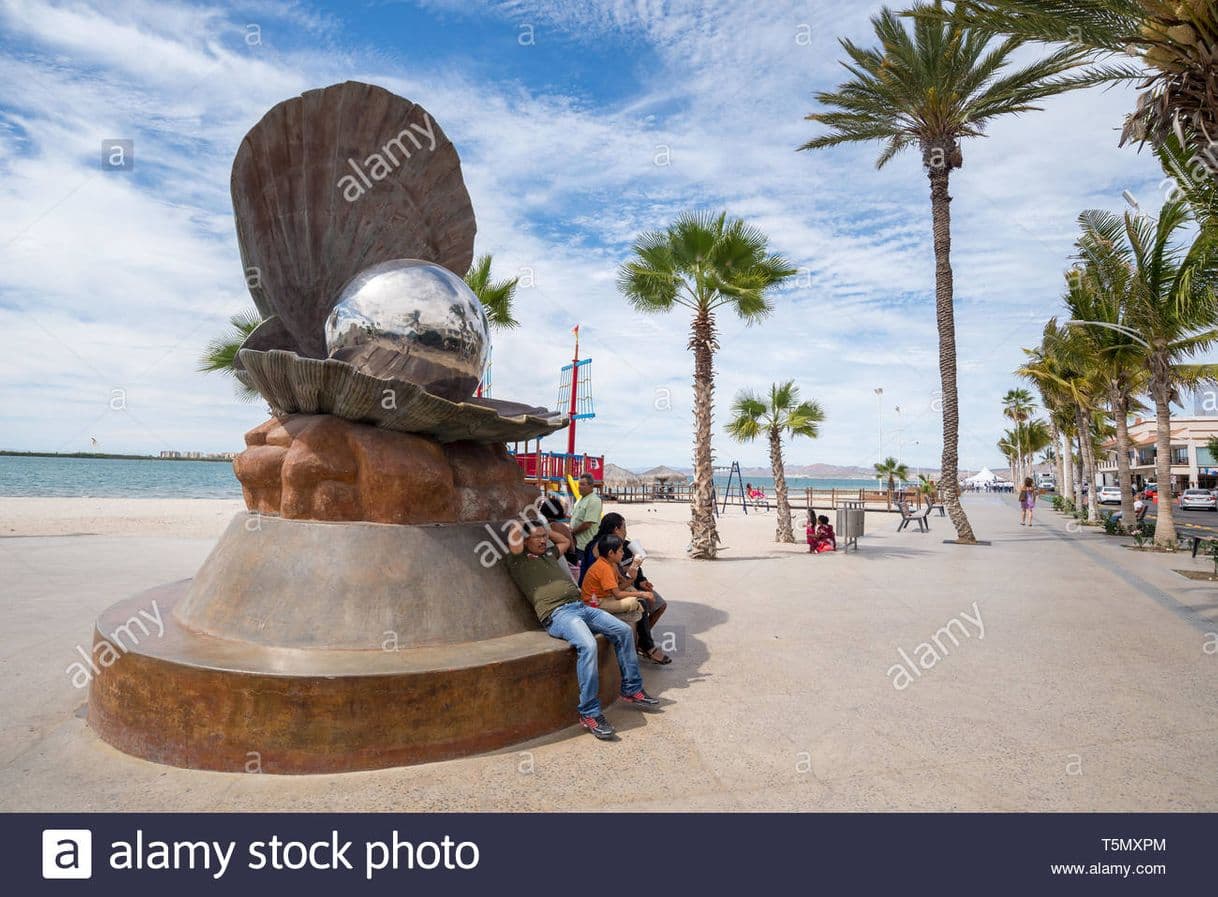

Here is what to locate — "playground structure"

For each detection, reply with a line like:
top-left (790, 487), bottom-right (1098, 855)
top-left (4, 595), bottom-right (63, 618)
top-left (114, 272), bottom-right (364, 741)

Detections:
top-left (510, 325), bottom-right (603, 490)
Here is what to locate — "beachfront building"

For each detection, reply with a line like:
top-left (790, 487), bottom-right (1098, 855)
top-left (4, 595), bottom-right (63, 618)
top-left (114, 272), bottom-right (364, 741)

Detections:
top-left (1098, 416), bottom-right (1218, 493)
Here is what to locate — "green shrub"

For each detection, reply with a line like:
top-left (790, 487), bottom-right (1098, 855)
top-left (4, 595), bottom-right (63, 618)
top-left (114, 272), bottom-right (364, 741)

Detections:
top-left (1101, 512), bottom-right (1121, 535)
top-left (1132, 519), bottom-right (1156, 548)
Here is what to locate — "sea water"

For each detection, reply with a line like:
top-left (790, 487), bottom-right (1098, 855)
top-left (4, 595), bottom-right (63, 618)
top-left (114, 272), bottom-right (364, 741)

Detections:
top-left (0, 456), bottom-right (242, 499)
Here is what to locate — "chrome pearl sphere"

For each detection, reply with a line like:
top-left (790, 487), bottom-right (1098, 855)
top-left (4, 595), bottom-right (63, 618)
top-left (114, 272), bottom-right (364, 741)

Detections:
top-left (324, 259), bottom-right (489, 401)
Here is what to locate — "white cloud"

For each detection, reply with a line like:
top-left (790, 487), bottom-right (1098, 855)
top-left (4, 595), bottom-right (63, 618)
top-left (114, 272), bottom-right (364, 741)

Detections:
top-left (0, 0), bottom-right (1177, 473)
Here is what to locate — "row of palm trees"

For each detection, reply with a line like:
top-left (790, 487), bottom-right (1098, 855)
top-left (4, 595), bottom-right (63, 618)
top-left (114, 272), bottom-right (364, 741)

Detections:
top-left (997, 388), bottom-right (1052, 484)
top-left (1016, 193), bottom-right (1218, 545)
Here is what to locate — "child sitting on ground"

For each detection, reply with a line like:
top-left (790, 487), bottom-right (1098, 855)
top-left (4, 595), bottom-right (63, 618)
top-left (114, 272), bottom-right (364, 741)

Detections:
top-left (808, 514), bottom-right (836, 554)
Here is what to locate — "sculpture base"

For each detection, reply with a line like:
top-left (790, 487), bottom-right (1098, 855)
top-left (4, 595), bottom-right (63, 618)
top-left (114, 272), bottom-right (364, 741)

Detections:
top-left (87, 583), bottom-right (620, 773)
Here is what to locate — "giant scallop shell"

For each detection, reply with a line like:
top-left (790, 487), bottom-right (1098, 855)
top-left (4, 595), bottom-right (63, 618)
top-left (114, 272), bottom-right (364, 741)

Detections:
top-left (230, 81), bottom-right (476, 359)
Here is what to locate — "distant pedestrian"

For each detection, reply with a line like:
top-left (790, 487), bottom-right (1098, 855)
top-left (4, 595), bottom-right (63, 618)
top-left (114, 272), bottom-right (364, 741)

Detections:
top-left (1018, 477), bottom-right (1037, 526)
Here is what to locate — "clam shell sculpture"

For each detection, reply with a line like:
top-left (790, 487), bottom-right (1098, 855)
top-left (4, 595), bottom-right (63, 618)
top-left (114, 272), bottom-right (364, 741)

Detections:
top-left (229, 81), bottom-right (566, 443)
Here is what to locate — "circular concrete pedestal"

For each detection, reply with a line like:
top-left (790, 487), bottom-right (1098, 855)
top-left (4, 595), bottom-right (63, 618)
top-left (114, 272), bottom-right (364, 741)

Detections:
top-left (87, 515), bottom-right (620, 773)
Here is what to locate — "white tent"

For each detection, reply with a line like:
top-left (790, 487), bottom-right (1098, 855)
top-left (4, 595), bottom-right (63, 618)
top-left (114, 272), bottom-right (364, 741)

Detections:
top-left (965, 467), bottom-right (999, 486)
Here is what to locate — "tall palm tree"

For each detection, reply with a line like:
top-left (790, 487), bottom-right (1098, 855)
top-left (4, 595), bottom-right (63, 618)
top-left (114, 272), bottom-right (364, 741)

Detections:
top-left (921, 1), bottom-right (1218, 166)
top-left (198, 309), bottom-right (263, 401)
top-left (1074, 199), bottom-right (1218, 545)
top-left (726, 381), bottom-right (825, 542)
top-left (619, 211), bottom-right (796, 559)
top-left (801, 4), bottom-right (1087, 544)
top-left (875, 456), bottom-right (911, 499)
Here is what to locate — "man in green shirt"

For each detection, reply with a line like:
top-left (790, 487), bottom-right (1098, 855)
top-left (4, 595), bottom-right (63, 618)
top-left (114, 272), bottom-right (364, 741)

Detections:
top-left (569, 473), bottom-right (603, 552)
top-left (504, 520), bottom-right (658, 739)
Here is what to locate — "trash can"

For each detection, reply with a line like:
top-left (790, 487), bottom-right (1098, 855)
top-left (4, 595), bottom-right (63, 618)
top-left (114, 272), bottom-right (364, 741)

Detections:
top-left (836, 500), bottom-right (865, 552)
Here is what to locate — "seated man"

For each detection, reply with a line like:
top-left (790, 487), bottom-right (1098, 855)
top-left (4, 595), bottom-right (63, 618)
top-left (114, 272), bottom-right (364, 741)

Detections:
top-left (504, 521), bottom-right (659, 740)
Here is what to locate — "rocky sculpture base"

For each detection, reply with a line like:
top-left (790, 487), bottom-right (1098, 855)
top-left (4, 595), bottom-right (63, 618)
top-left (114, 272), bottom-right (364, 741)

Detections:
top-left (234, 414), bottom-right (539, 525)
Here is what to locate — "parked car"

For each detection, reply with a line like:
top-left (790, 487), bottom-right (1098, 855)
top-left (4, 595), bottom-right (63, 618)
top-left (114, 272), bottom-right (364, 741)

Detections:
top-left (1179, 488), bottom-right (1218, 511)
top-left (1096, 486), bottom-right (1123, 505)
top-left (1036, 474), bottom-right (1056, 491)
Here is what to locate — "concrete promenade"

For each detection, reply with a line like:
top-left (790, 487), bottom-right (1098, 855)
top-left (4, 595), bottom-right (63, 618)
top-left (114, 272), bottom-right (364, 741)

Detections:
top-left (1, 494), bottom-right (1215, 811)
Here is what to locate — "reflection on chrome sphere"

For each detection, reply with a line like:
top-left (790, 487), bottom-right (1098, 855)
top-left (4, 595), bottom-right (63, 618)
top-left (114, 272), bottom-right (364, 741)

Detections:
top-left (324, 259), bottom-right (489, 401)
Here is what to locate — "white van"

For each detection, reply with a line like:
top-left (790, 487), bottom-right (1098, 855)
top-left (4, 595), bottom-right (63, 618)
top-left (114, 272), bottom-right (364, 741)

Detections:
top-left (1036, 473), bottom-right (1056, 492)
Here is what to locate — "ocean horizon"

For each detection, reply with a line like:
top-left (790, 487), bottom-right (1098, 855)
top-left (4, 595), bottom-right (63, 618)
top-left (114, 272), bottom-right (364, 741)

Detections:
top-left (0, 455), bottom-right (894, 500)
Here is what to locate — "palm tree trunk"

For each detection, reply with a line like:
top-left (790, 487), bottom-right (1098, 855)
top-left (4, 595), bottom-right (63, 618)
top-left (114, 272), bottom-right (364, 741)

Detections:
top-left (769, 427), bottom-right (794, 543)
top-left (1152, 375), bottom-right (1177, 548)
top-left (1112, 394), bottom-right (1135, 533)
top-left (688, 308), bottom-right (719, 558)
top-left (1060, 429), bottom-right (1073, 506)
top-left (1075, 405), bottom-right (1100, 524)
top-left (1051, 422), bottom-right (1066, 498)
top-left (927, 164), bottom-right (976, 543)
top-left (1074, 433), bottom-right (1084, 509)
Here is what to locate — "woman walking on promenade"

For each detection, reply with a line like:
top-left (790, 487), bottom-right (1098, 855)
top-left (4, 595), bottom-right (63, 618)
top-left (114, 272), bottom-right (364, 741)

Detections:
top-left (1018, 477), bottom-right (1037, 526)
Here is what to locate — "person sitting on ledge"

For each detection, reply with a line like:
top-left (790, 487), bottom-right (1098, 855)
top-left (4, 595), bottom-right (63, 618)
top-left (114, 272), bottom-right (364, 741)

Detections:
top-left (505, 520), bottom-right (660, 740)
top-left (581, 534), bottom-right (672, 665)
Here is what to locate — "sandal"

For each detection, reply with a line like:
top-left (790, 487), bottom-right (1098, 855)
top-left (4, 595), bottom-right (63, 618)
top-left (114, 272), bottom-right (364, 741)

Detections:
top-left (641, 647), bottom-right (672, 665)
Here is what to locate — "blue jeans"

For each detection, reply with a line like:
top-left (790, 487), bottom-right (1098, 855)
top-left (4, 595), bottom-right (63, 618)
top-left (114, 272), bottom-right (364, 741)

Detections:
top-left (546, 602), bottom-right (642, 718)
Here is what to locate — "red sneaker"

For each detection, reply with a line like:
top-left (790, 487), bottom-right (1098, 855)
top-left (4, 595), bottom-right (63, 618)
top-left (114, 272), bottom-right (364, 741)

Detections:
top-left (620, 689), bottom-right (661, 709)
top-left (580, 715), bottom-right (616, 739)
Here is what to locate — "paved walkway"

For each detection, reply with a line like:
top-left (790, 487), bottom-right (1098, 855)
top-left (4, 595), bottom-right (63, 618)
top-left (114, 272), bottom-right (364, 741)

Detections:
top-left (1, 496), bottom-right (1215, 810)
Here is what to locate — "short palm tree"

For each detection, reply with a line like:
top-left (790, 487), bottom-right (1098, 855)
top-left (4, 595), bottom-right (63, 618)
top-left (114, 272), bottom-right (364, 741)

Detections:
top-left (465, 253), bottom-right (521, 329)
top-left (726, 381), bottom-right (825, 542)
top-left (1001, 387), bottom-right (1036, 481)
top-left (875, 456), bottom-right (911, 500)
top-left (801, 4), bottom-right (1087, 544)
top-left (1020, 320), bottom-right (1108, 522)
top-left (924, 1), bottom-right (1218, 165)
top-left (619, 211), bottom-right (796, 558)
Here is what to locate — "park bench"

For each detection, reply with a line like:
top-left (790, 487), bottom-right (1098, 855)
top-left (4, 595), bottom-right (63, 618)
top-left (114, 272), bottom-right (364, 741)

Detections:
top-left (897, 501), bottom-right (932, 533)
top-left (1174, 524), bottom-right (1216, 558)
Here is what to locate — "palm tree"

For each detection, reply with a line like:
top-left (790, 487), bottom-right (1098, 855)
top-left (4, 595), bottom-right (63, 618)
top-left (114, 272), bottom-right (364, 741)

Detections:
top-left (198, 309), bottom-right (263, 401)
top-left (875, 456), bottom-right (911, 501)
top-left (1020, 320), bottom-right (1107, 522)
top-left (1072, 199), bottom-right (1218, 546)
top-left (465, 253), bottom-right (521, 329)
top-left (619, 211), bottom-right (796, 558)
top-left (801, 4), bottom-right (1087, 544)
top-left (920, 1), bottom-right (1218, 166)
top-left (1001, 388), bottom-right (1036, 480)
top-left (1065, 216), bottom-right (1151, 529)
top-left (726, 381), bottom-right (825, 542)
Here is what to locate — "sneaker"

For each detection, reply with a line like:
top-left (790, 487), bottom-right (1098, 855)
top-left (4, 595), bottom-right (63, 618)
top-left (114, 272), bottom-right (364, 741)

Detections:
top-left (620, 689), bottom-right (661, 709)
top-left (580, 714), bottom-right (616, 739)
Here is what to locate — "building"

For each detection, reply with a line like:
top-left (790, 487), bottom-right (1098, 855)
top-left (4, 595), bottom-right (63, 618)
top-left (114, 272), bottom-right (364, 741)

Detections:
top-left (1098, 416), bottom-right (1218, 493)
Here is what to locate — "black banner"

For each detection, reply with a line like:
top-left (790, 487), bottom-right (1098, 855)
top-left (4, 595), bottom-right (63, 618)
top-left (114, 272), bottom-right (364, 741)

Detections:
top-left (6, 813), bottom-right (1211, 894)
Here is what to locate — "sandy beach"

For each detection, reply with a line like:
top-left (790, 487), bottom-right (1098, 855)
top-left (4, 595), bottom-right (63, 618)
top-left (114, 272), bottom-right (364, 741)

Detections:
top-left (2, 493), bottom-right (1217, 812)
top-left (0, 497), bottom-right (246, 539)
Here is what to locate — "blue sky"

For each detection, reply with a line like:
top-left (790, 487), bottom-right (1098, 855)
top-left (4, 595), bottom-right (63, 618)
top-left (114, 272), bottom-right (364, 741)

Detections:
top-left (0, 0), bottom-right (1175, 470)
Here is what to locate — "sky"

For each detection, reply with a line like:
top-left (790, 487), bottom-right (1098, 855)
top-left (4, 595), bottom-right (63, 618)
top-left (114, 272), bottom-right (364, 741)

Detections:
top-left (0, 0), bottom-right (1179, 471)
